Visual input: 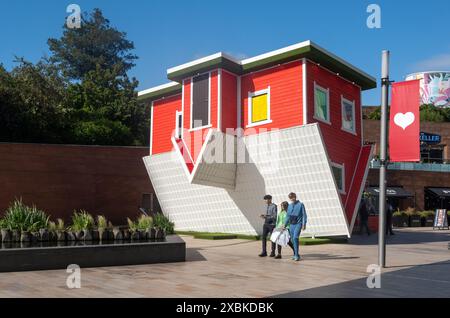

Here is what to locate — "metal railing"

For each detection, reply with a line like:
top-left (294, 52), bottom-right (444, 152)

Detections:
top-left (370, 159), bottom-right (450, 172)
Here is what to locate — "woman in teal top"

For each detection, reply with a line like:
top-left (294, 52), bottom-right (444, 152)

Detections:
top-left (274, 201), bottom-right (294, 259)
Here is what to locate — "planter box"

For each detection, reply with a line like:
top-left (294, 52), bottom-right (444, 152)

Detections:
top-left (392, 216), bottom-right (408, 228)
top-left (425, 218), bottom-right (434, 227)
top-left (0, 235), bottom-right (185, 273)
top-left (409, 216), bottom-right (422, 227)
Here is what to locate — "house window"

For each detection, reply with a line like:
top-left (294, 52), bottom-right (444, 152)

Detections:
top-left (341, 97), bottom-right (356, 134)
top-left (331, 163), bottom-right (345, 194)
top-left (191, 73), bottom-right (210, 129)
top-left (247, 87), bottom-right (271, 127)
top-left (175, 111), bottom-right (183, 139)
top-left (314, 83), bottom-right (330, 123)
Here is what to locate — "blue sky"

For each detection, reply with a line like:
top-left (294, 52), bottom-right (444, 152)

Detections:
top-left (1, 0), bottom-right (450, 105)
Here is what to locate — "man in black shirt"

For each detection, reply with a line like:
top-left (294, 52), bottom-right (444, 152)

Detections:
top-left (259, 194), bottom-right (277, 257)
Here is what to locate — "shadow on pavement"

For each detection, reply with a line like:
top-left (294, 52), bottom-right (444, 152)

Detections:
top-left (349, 229), bottom-right (450, 246)
top-left (186, 248), bottom-right (207, 262)
top-left (302, 253), bottom-right (359, 261)
top-left (272, 259), bottom-right (450, 298)
top-left (194, 240), bottom-right (257, 250)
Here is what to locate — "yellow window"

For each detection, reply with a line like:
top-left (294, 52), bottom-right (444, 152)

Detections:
top-left (251, 93), bottom-right (268, 123)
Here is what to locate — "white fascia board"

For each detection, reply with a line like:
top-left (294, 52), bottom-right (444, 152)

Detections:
top-left (159, 40), bottom-right (374, 95)
top-left (138, 81), bottom-right (180, 97)
top-left (241, 40), bottom-right (376, 84)
top-left (167, 52), bottom-right (241, 75)
top-left (240, 40), bottom-right (312, 65)
top-left (307, 41), bottom-right (377, 83)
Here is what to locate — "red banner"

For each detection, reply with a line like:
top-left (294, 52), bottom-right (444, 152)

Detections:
top-left (389, 80), bottom-right (420, 162)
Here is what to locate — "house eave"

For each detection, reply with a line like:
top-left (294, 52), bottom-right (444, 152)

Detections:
top-left (137, 82), bottom-right (182, 102)
top-left (141, 40), bottom-right (377, 100)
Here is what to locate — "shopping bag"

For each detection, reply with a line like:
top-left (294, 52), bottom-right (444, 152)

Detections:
top-left (270, 228), bottom-right (290, 247)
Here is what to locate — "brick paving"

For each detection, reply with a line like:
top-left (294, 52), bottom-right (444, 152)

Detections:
top-left (0, 228), bottom-right (449, 298)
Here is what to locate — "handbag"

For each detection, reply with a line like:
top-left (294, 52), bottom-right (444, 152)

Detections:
top-left (270, 228), bottom-right (290, 247)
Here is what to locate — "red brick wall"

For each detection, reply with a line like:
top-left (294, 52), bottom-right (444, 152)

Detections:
top-left (0, 143), bottom-right (153, 225)
top-left (364, 119), bottom-right (450, 211)
top-left (363, 119), bottom-right (450, 159)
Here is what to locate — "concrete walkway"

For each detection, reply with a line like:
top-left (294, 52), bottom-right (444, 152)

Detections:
top-left (0, 228), bottom-right (449, 298)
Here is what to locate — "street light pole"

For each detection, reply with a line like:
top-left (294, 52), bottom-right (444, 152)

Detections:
top-left (379, 50), bottom-right (390, 268)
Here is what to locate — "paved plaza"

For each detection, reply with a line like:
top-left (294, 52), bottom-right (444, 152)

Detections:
top-left (0, 228), bottom-right (449, 298)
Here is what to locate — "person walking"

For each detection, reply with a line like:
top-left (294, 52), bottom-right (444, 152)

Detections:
top-left (358, 196), bottom-right (371, 236)
top-left (274, 201), bottom-right (294, 259)
top-left (386, 200), bottom-right (395, 236)
top-left (259, 194), bottom-right (277, 257)
top-left (283, 192), bottom-right (307, 261)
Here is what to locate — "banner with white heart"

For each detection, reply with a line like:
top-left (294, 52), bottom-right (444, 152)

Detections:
top-left (389, 80), bottom-right (420, 162)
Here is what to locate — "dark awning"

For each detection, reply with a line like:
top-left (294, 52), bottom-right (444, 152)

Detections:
top-left (425, 187), bottom-right (450, 198)
top-left (367, 187), bottom-right (414, 198)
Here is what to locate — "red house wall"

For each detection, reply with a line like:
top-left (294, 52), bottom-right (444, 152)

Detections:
top-left (151, 94), bottom-right (182, 155)
top-left (240, 60), bottom-right (303, 135)
top-left (182, 71), bottom-right (219, 162)
top-left (221, 70), bottom-right (238, 132)
top-left (306, 60), bottom-right (362, 220)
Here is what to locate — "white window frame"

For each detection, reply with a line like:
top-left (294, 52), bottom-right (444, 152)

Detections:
top-left (190, 72), bottom-right (212, 131)
top-left (341, 96), bottom-right (356, 135)
top-left (175, 110), bottom-right (183, 139)
top-left (313, 82), bottom-right (331, 125)
top-left (331, 162), bottom-right (346, 194)
top-left (246, 86), bottom-right (272, 128)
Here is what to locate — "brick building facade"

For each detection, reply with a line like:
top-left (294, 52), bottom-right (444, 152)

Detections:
top-left (363, 117), bottom-right (450, 211)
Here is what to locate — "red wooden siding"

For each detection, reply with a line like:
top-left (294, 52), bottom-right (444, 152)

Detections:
top-left (241, 60), bottom-right (303, 135)
top-left (221, 70), bottom-right (238, 132)
top-left (182, 71), bottom-right (219, 162)
top-left (151, 94), bottom-right (182, 155)
top-left (210, 70), bottom-right (218, 129)
top-left (306, 60), bottom-right (362, 219)
top-left (344, 145), bottom-right (372, 222)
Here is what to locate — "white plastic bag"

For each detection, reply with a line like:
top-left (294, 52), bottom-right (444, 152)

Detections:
top-left (270, 228), bottom-right (290, 247)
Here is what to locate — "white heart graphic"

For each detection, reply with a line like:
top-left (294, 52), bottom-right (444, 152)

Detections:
top-left (394, 112), bottom-right (415, 130)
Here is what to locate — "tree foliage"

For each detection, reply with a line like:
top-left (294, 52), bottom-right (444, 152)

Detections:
top-left (48, 8), bottom-right (137, 81)
top-left (419, 104), bottom-right (448, 122)
top-left (0, 9), bottom-right (148, 146)
top-left (0, 59), bottom-right (69, 143)
top-left (366, 104), bottom-right (450, 122)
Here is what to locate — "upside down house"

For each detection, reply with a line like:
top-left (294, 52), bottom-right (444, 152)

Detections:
top-left (139, 41), bottom-right (376, 237)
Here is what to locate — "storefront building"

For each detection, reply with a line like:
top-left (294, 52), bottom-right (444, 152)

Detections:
top-left (363, 118), bottom-right (450, 212)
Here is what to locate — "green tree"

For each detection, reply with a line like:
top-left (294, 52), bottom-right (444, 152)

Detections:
top-left (366, 104), bottom-right (450, 123)
top-left (48, 8), bottom-right (137, 81)
top-left (65, 62), bottom-right (147, 145)
top-left (1, 8), bottom-right (149, 146)
top-left (420, 104), bottom-right (445, 122)
top-left (0, 59), bottom-right (69, 143)
top-left (367, 107), bottom-right (382, 120)
top-left (0, 64), bottom-right (23, 141)
top-left (48, 8), bottom-right (148, 145)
